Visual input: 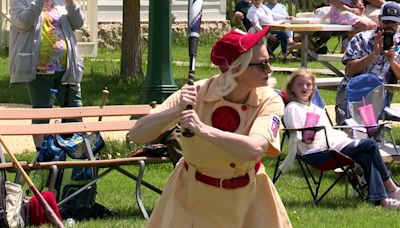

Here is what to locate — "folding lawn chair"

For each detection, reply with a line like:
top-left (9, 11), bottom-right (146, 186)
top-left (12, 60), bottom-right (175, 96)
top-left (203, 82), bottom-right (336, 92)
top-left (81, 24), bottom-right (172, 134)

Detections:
top-left (345, 74), bottom-right (400, 162)
top-left (272, 88), bottom-right (367, 204)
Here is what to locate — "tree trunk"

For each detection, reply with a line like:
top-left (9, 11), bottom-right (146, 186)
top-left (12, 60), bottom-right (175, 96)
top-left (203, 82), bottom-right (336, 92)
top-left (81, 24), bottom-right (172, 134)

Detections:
top-left (120, 0), bottom-right (143, 80)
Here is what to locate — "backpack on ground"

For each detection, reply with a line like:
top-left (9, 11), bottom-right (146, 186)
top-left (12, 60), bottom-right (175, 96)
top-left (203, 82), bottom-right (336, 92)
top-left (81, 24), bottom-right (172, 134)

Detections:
top-left (29, 133), bottom-right (113, 220)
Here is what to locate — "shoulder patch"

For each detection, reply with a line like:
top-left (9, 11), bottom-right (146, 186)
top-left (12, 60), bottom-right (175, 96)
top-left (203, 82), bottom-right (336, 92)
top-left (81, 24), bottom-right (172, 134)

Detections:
top-left (270, 114), bottom-right (280, 138)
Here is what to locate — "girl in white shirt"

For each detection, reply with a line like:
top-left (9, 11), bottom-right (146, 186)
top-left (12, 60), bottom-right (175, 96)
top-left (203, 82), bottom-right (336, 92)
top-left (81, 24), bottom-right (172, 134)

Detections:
top-left (282, 68), bottom-right (400, 209)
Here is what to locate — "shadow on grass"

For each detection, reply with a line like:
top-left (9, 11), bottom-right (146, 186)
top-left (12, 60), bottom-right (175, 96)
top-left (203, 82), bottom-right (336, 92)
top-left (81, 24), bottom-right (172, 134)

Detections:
top-left (284, 196), bottom-right (363, 209)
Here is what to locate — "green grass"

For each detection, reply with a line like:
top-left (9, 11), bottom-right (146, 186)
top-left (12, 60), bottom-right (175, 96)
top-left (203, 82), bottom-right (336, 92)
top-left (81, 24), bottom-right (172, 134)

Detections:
top-left (12, 147), bottom-right (400, 228)
top-left (3, 37), bottom-right (400, 227)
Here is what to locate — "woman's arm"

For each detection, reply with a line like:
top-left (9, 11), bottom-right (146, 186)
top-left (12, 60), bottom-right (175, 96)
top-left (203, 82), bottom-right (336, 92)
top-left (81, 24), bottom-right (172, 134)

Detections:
top-left (129, 105), bottom-right (182, 144)
top-left (10, 0), bottom-right (44, 32)
top-left (181, 109), bottom-right (269, 161)
top-left (200, 125), bottom-right (269, 161)
top-left (231, 11), bottom-right (244, 27)
top-left (129, 84), bottom-right (198, 144)
top-left (65, 0), bottom-right (85, 29)
top-left (181, 96), bottom-right (284, 161)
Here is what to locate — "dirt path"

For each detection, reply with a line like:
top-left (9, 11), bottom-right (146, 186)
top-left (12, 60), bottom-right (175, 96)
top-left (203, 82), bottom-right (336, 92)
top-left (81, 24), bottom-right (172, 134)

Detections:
top-left (0, 104), bottom-right (129, 154)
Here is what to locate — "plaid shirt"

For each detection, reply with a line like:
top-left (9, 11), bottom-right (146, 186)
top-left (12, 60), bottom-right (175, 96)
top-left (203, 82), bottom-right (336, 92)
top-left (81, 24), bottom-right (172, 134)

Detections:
top-left (343, 29), bottom-right (400, 82)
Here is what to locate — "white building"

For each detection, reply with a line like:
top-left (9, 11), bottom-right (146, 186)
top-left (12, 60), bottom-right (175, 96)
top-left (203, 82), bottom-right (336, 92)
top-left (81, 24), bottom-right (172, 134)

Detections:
top-left (99, 0), bottom-right (226, 22)
top-left (0, 0), bottom-right (227, 56)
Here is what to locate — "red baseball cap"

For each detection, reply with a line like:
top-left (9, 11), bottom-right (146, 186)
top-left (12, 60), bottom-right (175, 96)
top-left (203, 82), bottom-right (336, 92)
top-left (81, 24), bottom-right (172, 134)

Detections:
top-left (211, 26), bottom-right (271, 72)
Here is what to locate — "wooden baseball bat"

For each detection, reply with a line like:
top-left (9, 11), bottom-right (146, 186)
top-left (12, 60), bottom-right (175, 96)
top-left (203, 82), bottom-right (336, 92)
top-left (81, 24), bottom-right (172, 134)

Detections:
top-left (0, 137), bottom-right (64, 228)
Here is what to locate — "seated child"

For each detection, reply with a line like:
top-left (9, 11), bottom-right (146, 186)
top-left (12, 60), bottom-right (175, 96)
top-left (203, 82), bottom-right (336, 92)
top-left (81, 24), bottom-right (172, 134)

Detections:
top-left (247, 0), bottom-right (294, 47)
top-left (280, 68), bottom-right (400, 209)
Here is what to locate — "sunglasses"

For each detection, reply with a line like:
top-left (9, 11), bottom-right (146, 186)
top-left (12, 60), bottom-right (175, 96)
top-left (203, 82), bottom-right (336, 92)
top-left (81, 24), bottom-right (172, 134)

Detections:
top-left (248, 60), bottom-right (271, 71)
top-left (382, 20), bottom-right (399, 25)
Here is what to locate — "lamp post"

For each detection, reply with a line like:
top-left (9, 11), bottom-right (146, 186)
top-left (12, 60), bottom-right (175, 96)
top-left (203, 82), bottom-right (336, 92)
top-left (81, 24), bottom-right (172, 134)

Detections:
top-left (140, 0), bottom-right (177, 104)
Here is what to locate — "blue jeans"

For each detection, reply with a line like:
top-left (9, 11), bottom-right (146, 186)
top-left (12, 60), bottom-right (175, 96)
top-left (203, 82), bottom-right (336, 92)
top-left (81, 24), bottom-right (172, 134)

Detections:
top-left (341, 139), bottom-right (390, 201)
top-left (270, 30), bottom-right (292, 54)
top-left (27, 72), bottom-right (83, 124)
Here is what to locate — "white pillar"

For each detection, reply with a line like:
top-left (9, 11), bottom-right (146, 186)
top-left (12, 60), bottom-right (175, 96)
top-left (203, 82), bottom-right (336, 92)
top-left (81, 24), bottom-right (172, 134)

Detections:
top-left (220, 0), bottom-right (226, 14)
top-left (86, 0), bottom-right (98, 56)
top-left (75, 0), bottom-right (98, 57)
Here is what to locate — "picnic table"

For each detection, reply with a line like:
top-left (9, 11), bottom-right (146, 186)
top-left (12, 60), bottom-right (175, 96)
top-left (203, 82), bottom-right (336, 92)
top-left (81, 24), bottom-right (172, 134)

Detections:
top-left (385, 84), bottom-right (400, 93)
top-left (269, 23), bottom-right (354, 77)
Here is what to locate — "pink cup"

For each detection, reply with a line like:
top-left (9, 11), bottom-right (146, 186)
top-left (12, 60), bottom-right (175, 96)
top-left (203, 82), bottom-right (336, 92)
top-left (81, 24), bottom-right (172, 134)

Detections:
top-left (302, 112), bottom-right (320, 144)
top-left (358, 104), bottom-right (376, 126)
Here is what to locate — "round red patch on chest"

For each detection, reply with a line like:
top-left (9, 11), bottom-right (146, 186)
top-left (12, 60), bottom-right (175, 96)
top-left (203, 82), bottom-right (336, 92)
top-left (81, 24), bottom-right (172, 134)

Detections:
top-left (211, 106), bottom-right (240, 132)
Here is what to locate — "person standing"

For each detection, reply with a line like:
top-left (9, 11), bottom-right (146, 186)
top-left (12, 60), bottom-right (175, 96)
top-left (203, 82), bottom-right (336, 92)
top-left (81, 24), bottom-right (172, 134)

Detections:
top-left (129, 27), bottom-right (291, 228)
top-left (9, 0), bottom-right (85, 147)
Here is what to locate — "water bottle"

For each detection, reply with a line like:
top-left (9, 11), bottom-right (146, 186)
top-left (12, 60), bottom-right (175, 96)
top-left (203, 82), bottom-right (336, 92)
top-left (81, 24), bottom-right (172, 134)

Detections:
top-left (49, 88), bottom-right (58, 108)
top-left (66, 218), bottom-right (76, 227)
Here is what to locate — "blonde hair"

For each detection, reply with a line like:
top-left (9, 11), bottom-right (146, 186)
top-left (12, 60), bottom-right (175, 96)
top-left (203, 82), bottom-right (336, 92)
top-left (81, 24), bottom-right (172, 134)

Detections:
top-left (216, 37), bottom-right (267, 96)
top-left (285, 68), bottom-right (316, 103)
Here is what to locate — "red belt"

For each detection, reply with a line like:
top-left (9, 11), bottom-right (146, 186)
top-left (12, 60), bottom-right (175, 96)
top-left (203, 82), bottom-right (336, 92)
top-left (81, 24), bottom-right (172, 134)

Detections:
top-left (183, 159), bottom-right (261, 189)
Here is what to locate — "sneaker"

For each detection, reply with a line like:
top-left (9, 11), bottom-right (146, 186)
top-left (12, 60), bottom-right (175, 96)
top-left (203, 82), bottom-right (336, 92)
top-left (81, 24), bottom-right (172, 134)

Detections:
top-left (383, 198), bottom-right (400, 209)
top-left (389, 188), bottom-right (400, 201)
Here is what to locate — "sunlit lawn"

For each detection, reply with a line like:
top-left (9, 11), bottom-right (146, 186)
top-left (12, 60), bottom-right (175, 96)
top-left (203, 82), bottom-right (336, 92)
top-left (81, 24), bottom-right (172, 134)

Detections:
top-left (1, 36), bottom-right (400, 227)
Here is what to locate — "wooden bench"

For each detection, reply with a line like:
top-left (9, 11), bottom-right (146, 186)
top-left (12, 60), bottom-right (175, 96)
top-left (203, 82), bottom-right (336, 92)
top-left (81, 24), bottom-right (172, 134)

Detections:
top-left (315, 77), bottom-right (344, 87)
top-left (0, 105), bottom-right (171, 219)
top-left (314, 53), bottom-right (345, 87)
top-left (316, 53), bottom-right (344, 62)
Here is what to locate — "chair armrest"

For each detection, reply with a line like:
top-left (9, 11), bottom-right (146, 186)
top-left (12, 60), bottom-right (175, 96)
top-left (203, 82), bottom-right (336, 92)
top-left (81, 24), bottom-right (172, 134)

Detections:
top-left (283, 125), bottom-right (326, 132)
top-left (283, 125), bottom-right (331, 149)
top-left (333, 121), bottom-right (392, 129)
top-left (334, 120), bottom-right (392, 139)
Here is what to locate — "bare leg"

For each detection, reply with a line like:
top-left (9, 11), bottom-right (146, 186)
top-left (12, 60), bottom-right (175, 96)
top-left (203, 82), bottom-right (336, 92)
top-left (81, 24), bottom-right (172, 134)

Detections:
top-left (384, 178), bottom-right (398, 193)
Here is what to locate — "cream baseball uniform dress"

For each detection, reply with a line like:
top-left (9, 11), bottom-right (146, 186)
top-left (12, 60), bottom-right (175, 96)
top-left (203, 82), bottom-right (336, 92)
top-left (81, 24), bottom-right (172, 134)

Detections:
top-left (146, 76), bottom-right (291, 228)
